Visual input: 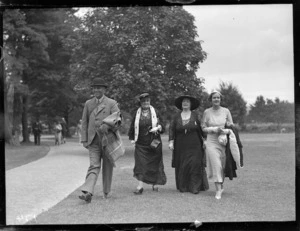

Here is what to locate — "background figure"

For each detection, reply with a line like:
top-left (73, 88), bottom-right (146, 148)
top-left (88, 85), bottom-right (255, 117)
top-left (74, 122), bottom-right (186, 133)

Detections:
top-left (76, 119), bottom-right (82, 143)
top-left (128, 93), bottom-right (167, 195)
top-left (60, 117), bottom-right (67, 144)
top-left (169, 95), bottom-right (209, 194)
top-left (79, 78), bottom-right (120, 203)
top-left (54, 121), bottom-right (62, 145)
top-left (32, 120), bottom-right (42, 145)
top-left (201, 90), bottom-right (233, 200)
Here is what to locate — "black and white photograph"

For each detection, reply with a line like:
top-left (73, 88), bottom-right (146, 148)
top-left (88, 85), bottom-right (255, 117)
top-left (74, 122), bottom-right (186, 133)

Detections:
top-left (3, 3), bottom-right (296, 228)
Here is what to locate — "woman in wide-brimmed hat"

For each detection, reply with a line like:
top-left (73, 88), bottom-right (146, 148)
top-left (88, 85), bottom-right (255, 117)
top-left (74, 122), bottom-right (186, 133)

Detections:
top-left (169, 95), bottom-right (209, 194)
top-left (128, 93), bottom-right (167, 195)
top-left (201, 90), bottom-right (234, 199)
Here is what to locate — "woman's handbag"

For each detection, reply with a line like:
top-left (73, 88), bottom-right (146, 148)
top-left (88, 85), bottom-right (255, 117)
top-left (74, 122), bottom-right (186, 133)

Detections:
top-left (149, 129), bottom-right (161, 149)
top-left (150, 138), bottom-right (161, 149)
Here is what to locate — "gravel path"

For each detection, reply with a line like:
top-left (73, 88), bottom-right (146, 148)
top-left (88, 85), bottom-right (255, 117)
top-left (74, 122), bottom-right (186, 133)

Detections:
top-left (6, 142), bottom-right (89, 225)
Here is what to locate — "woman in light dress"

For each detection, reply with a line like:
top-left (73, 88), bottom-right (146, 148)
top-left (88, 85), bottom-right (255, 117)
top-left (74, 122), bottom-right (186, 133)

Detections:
top-left (202, 90), bottom-right (233, 199)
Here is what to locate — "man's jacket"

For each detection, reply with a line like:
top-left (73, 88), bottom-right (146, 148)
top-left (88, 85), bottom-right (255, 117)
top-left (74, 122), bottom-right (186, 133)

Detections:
top-left (81, 96), bottom-right (119, 145)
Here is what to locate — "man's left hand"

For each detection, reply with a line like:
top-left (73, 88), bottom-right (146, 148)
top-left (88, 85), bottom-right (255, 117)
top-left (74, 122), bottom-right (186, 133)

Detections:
top-left (99, 124), bottom-right (110, 134)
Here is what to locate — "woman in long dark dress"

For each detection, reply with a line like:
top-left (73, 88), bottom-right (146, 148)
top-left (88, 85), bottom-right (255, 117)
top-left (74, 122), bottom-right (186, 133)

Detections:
top-left (128, 93), bottom-right (167, 194)
top-left (169, 95), bottom-right (208, 194)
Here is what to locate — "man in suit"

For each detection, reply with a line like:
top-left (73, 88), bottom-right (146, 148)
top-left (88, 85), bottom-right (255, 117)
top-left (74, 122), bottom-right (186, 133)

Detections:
top-left (79, 78), bottom-right (120, 203)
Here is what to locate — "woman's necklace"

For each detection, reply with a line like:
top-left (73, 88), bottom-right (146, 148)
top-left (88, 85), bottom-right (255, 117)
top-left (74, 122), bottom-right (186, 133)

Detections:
top-left (181, 111), bottom-right (191, 132)
top-left (141, 108), bottom-right (150, 118)
top-left (181, 110), bottom-right (191, 120)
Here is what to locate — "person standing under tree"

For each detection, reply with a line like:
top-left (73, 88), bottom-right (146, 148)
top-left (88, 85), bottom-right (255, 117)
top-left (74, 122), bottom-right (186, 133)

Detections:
top-left (76, 119), bottom-right (82, 143)
top-left (32, 120), bottom-right (42, 145)
top-left (60, 117), bottom-right (67, 144)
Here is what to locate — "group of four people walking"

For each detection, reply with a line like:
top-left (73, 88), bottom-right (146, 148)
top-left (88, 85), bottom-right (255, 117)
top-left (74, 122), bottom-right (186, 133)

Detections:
top-left (78, 78), bottom-right (241, 203)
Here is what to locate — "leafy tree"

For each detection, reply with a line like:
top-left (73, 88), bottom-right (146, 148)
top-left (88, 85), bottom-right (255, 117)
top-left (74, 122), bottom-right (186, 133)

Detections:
top-left (4, 9), bottom-right (48, 143)
top-left (248, 95), bottom-right (267, 123)
top-left (215, 82), bottom-right (247, 125)
top-left (68, 6), bottom-right (207, 119)
top-left (23, 9), bottom-right (82, 137)
top-left (248, 96), bottom-right (294, 127)
top-left (4, 8), bottom-right (81, 143)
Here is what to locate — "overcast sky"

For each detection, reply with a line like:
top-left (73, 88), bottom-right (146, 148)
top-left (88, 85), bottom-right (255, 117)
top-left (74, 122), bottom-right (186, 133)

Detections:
top-left (183, 4), bottom-right (294, 105)
top-left (77, 5), bottom-right (294, 105)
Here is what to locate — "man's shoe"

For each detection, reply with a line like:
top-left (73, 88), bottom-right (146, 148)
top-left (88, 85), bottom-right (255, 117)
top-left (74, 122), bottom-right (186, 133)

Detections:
top-left (133, 188), bottom-right (143, 195)
top-left (79, 192), bottom-right (92, 203)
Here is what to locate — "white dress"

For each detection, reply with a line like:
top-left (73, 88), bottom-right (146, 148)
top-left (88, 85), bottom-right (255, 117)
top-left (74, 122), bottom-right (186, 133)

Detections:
top-left (202, 107), bottom-right (233, 183)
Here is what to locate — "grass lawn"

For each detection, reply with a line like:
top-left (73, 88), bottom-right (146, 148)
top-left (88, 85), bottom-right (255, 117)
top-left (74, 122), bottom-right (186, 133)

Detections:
top-left (5, 135), bottom-right (79, 171)
top-left (24, 132), bottom-right (296, 224)
top-left (5, 139), bottom-right (51, 171)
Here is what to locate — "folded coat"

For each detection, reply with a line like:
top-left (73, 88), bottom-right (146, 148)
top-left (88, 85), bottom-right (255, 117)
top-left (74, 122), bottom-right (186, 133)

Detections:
top-left (224, 125), bottom-right (244, 180)
top-left (100, 111), bottom-right (125, 167)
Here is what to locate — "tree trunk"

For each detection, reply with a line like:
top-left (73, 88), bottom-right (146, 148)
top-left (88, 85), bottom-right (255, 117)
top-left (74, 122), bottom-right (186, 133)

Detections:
top-left (65, 105), bottom-right (74, 137)
top-left (21, 94), bottom-right (30, 143)
top-left (4, 82), bottom-right (20, 145)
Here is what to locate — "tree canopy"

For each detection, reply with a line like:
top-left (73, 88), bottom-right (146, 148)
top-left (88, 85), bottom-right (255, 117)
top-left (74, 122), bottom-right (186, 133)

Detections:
top-left (68, 6), bottom-right (207, 116)
top-left (4, 8), bottom-right (82, 143)
top-left (247, 95), bottom-right (294, 125)
top-left (4, 6), bottom-right (208, 143)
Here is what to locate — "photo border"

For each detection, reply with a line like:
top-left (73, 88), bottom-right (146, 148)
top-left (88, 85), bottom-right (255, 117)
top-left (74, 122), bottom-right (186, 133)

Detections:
top-left (0, 0), bottom-right (299, 230)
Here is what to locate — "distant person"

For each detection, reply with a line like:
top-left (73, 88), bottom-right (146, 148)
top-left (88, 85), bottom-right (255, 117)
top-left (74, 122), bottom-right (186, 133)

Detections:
top-left (201, 90), bottom-right (234, 200)
top-left (54, 121), bottom-right (62, 145)
top-left (32, 120), bottom-right (42, 145)
top-left (60, 117), bottom-right (67, 144)
top-left (169, 95), bottom-right (208, 194)
top-left (76, 119), bottom-right (82, 143)
top-left (79, 78), bottom-right (120, 203)
top-left (128, 93), bottom-right (166, 195)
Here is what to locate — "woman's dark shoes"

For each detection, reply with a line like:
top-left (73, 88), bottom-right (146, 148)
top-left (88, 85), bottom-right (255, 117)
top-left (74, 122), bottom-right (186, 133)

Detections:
top-left (79, 192), bottom-right (92, 203)
top-left (133, 188), bottom-right (143, 195)
top-left (152, 185), bottom-right (158, 192)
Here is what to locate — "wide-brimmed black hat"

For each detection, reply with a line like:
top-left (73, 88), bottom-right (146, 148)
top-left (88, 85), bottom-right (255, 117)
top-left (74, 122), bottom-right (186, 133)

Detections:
top-left (175, 95), bottom-right (200, 110)
top-left (91, 78), bottom-right (108, 88)
top-left (138, 93), bottom-right (150, 101)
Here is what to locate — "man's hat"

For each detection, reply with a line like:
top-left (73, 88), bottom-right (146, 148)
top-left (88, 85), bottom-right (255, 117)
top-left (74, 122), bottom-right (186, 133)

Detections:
top-left (91, 78), bottom-right (108, 88)
top-left (175, 95), bottom-right (200, 111)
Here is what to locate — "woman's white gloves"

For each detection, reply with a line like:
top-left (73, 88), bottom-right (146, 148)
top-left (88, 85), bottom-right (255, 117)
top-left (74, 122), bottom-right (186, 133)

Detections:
top-left (149, 125), bottom-right (162, 133)
top-left (220, 128), bottom-right (230, 134)
top-left (131, 140), bottom-right (136, 145)
top-left (205, 127), bottom-right (219, 133)
top-left (206, 127), bottom-right (230, 134)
